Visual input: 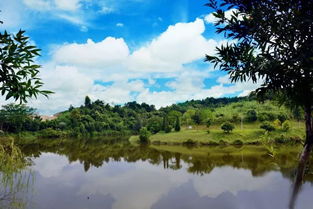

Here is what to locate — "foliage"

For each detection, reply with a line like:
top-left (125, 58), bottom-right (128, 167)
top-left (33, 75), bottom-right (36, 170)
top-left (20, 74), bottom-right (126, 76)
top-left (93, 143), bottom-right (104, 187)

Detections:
top-left (221, 122), bottom-right (234, 133)
top-left (273, 119), bottom-right (281, 128)
top-left (205, 0), bottom-right (313, 145)
top-left (260, 122), bottom-right (275, 132)
top-left (245, 110), bottom-right (257, 122)
top-left (174, 116), bottom-right (181, 132)
top-left (0, 30), bottom-right (52, 102)
top-left (282, 120), bottom-right (291, 132)
top-left (0, 104), bottom-right (38, 133)
top-left (139, 127), bottom-right (151, 143)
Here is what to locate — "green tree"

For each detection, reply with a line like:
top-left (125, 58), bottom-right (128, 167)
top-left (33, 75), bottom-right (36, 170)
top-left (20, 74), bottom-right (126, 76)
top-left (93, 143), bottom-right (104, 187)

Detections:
top-left (174, 116), bottom-right (181, 132)
top-left (205, 1), bottom-right (313, 151)
top-left (139, 127), bottom-right (151, 143)
top-left (221, 122), bottom-right (234, 133)
top-left (0, 104), bottom-right (36, 132)
top-left (245, 110), bottom-right (257, 122)
top-left (0, 29), bottom-right (52, 102)
top-left (84, 96), bottom-right (92, 108)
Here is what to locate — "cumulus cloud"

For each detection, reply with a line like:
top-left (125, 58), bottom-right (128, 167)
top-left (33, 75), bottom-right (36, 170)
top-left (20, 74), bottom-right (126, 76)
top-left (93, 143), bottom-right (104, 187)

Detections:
top-left (128, 18), bottom-right (218, 72)
top-left (53, 37), bottom-right (130, 68)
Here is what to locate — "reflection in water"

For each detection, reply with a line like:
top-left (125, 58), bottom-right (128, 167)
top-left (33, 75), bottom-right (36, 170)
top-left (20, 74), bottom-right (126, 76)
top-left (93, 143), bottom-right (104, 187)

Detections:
top-left (0, 140), bottom-right (34, 209)
top-left (289, 145), bottom-right (313, 209)
top-left (11, 138), bottom-right (313, 209)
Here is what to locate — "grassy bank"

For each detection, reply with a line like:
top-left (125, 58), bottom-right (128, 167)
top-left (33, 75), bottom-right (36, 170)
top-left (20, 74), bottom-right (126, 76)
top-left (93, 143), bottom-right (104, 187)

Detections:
top-left (129, 121), bottom-right (305, 145)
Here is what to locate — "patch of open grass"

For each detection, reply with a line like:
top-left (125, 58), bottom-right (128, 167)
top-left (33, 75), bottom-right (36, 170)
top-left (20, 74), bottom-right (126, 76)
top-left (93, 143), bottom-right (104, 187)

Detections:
top-left (129, 120), bottom-right (305, 145)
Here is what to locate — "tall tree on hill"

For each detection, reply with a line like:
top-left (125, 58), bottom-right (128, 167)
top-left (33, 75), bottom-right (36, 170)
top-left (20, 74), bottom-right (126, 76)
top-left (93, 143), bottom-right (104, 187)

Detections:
top-left (84, 96), bottom-right (92, 108)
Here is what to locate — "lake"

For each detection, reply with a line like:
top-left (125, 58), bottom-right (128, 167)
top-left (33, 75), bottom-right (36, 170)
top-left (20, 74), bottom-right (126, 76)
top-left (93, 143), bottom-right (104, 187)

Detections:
top-left (2, 138), bottom-right (313, 209)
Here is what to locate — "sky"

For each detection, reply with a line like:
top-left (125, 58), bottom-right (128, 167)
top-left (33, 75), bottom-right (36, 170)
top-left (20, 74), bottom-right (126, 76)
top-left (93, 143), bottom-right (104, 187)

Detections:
top-left (0, 0), bottom-right (262, 115)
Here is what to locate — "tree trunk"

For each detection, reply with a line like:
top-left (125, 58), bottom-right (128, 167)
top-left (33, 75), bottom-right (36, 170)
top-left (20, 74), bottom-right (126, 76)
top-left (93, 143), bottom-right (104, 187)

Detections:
top-left (289, 104), bottom-right (313, 209)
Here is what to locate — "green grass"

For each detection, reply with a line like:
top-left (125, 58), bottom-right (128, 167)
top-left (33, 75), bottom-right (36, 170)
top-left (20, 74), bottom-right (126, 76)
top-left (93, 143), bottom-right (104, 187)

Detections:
top-left (129, 121), bottom-right (305, 145)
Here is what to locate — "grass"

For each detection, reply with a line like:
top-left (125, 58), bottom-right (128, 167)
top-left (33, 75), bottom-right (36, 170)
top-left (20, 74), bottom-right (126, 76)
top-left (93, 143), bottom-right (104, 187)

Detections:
top-left (129, 121), bottom-right (305, 145)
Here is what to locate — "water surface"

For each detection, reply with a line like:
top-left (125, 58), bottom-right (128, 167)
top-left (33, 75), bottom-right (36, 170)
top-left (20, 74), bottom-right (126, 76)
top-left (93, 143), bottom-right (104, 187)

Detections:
top-left (2, 138), bottom-right (313, 209)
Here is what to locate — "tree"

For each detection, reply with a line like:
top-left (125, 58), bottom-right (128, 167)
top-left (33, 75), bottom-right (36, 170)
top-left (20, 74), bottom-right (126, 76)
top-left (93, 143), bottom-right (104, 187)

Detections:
top-left (0, 103), bottom-right (36, 132)
top-left (245, 110), bottom-right (257, 122)
top-left (174, 116), bottom-right (181, 132)
top-left (84, 96), bottom-right (91, 108)
top-left (205, 1), bottom-right (313, 155)
top-left (0, 29), bottom-right (52, 102)
top-left (221, 122), bottom-right (234, 133)
top-left (139, 127), bottom-right (151, 143)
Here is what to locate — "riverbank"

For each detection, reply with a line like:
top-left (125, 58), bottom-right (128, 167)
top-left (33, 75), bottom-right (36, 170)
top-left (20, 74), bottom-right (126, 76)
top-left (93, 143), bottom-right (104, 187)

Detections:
top-left (129, 122), bottom-right (305, 145)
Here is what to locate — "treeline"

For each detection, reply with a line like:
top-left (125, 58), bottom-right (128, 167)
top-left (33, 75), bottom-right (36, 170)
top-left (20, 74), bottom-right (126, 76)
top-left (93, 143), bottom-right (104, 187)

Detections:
top-left (0, 95), bottom-right (304, 138)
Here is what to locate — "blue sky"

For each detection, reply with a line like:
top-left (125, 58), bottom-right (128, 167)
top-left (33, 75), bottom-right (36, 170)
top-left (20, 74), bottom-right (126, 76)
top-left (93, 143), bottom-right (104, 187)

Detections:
top-left (0, 0), bottom-right (261, 114)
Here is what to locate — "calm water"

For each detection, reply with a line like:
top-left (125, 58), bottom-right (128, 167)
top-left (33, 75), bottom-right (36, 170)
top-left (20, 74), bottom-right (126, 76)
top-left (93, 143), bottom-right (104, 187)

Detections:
top-left (2, 138), bottom-right (313, 209)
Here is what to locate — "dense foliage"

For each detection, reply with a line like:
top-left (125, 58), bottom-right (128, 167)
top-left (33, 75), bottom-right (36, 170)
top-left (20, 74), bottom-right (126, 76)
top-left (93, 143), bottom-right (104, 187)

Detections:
top-left (205, 0), bottom-right (313, 147)
top-left (0, 95), bottom-right (304, 138)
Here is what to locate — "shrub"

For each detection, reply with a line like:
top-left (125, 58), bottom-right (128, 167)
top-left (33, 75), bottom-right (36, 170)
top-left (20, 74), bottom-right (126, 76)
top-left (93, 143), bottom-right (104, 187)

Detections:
top-left (206, 119), bottom-right (212, 128)
top-left (273, 119), bottom-right (281, 127)
top-left (39, 128), bottom-right (64, 138)
top-left (260, 122), bottom-right (275, 132)
top-left (165, 125), bottom-right (172, 133)
top-left (232, 139), bottom-right (243, 145)
top-left (277, 113), bottom-right (288, 123)
top-left (221, 122), bottom-right (235, 133)
top-left (139, 127), bottom-right (151, 143)
top-left (282, 120), bottom-right (291, 132)
top-left (245, 110), bottom-right (257, 122)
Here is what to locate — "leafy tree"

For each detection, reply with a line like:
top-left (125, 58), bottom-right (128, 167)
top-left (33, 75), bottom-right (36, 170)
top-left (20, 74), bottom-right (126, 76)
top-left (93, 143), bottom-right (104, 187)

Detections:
top-left (147, 116), bottom-right (162, 134)
top-left (84, 96), bottom-right (92, 108)
top-left (174, 116), bottom-right (181, 132)
top-left (245, 110), bottom-right (257, 122)
top-left (0, 103), bottom-right (36, 132)
top-left (260, 122), bottom-right (275, 132)
top-left (162, 116), bottom-right (171, 133)
top-left (205, 0), bottom-right (313, 150)
top-left (221, 122), bottom-right (234, 133)
top-left (139, 127), bottom-right (151, 143)
top-left (0, 29), bottom-right (52, 102)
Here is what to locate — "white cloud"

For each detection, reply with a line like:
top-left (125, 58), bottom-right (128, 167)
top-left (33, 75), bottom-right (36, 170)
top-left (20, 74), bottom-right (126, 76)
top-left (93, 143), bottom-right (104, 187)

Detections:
top-left (53, 37), bottom-right (130, 68)
top-left (128, 18), bottom-right (218, 72)
top-left (54, 0), bottom-right (81, 11)
top-left (116, 23), bottom-right (124, 27)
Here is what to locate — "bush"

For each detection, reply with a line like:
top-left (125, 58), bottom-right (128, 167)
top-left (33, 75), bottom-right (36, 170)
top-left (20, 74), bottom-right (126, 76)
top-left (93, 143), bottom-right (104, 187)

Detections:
top-left (245, 110), bottom-right (257, 122)
top-left (165, 125), bottom-right (172, 133)
top-left (39, 128), bottom-right (64, 138)
top-left (273, 119), bottom-right (281, 127)
top-left (282, 120), bottom-right (291, 132)
top-left (260, 122), bottom-right (275, 132)
top-left (277, 113), bottom-right (288, 123)
top-left (221, 122), bottom-right (235, 133)
top-left (206, 119), bottom-right (212, 128)
top-left (232, 139), bottom-right (243, 145)
top-left (139, 127), bottom-right (151, 143)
